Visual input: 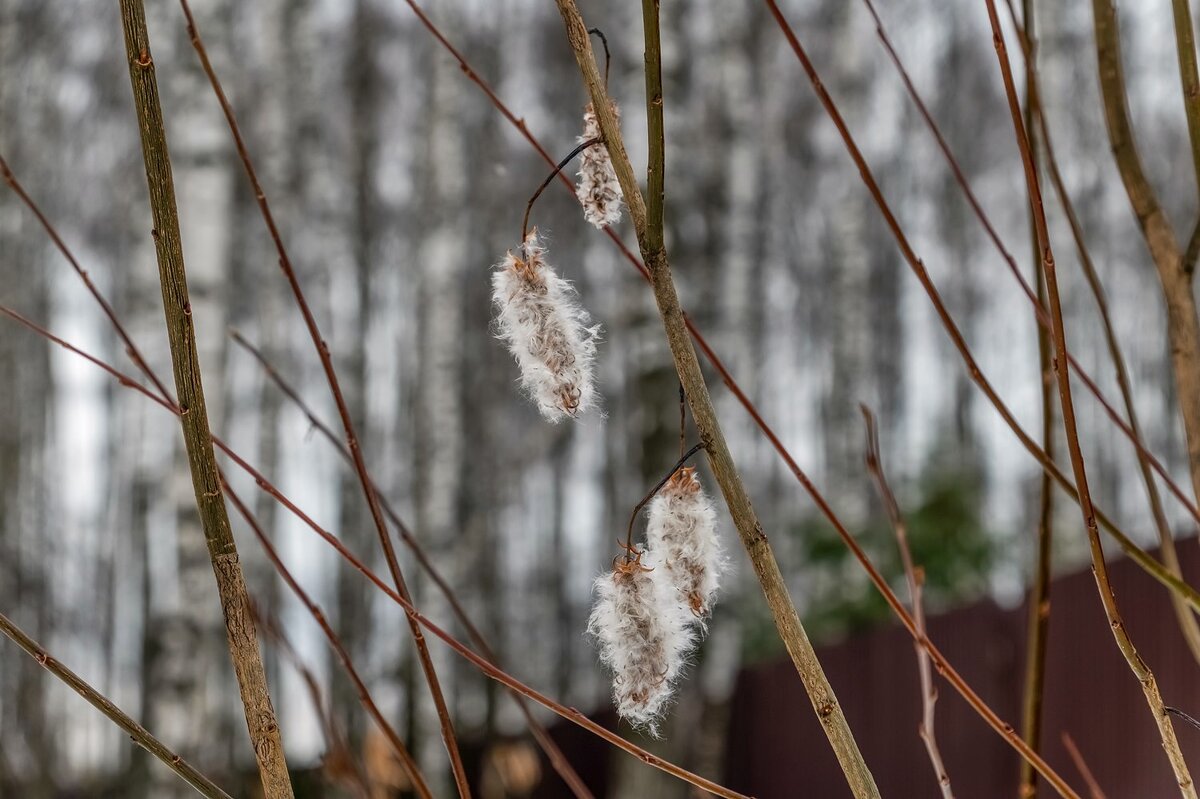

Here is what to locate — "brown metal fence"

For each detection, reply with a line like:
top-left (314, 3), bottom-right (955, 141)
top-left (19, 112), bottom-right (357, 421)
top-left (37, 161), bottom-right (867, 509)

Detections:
top-left (725, 541), bottom-right (1200, 797)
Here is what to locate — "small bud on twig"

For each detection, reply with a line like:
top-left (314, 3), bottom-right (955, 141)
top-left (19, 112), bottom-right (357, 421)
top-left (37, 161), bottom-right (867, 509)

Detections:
top-left (492, 229), bottom-right (600, 422)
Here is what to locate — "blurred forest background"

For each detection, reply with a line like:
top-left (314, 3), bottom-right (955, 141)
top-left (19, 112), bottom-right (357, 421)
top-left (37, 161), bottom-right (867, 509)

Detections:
top-left (2, 0), bottom-right (1199, 796)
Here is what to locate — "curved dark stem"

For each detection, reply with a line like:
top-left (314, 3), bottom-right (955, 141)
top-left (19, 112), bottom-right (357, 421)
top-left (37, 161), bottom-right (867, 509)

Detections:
top-left (679, 382), bottom-right (687, 458)
top-left (588, 27), bottom-right (611, 88)
top-left (521, 137), bottom-right (601, 246)
top-left (1168, 707), bottom-right (1200, 734)
top-left (624, 442), bottom-right (705, 554)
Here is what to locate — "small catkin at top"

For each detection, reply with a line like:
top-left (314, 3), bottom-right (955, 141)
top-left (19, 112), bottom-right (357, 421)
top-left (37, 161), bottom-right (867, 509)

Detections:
top-left (576, 102), bottom-right (624, 229)
top-left (645, 467), bottom-right (723, 620)
top-left (588, 550), bottom-right (695, 736)
top-left (491, 229), bottom-right (600, 422)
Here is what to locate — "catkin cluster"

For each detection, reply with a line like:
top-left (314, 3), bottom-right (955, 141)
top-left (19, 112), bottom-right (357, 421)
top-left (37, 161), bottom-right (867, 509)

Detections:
top-left (589, 469), bottom-right (723, 735)
top-left (588, 551), bottom-right (694, 735)
top-left (491, 230), bottom-right (599, 422)
top-left (576, 102), bottom-right (623, 229)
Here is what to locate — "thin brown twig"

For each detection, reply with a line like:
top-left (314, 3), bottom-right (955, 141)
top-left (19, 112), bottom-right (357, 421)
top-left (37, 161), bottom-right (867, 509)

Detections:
top-left (228, 332), bottom-right (595, 799)
top-left (983, 2), bottom-right (1195, 793)
top-left (0, 611), bottom-right (235, 799)
top-left (1091, 0), bottom-right (1200, 527)
top-left (522, 137), bottom-right (600, 243)
top-left (0, 307), bottom-right (740, 799)
top-left (1016, 3), bottom-right (1055, 794)
top-left (1061, 734), bottom-right (1107, 799)
top-left (860, 407), bottom-right (953, 798)
top-left (253, 605), bottom-right (373, 799)
top-left (0, 156), bottom-right (173, 403)
top-left (115, 4), bottom-right (292, 795)
top-left (174, 2), bottom-right (469, 791)
top-left (221, 480), bottom-right (434, 799)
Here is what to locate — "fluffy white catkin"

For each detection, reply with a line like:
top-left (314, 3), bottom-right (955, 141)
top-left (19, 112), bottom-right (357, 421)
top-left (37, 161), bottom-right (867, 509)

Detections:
top-left (491, 230), bottom-right (599, 422)
top-left (588, 552), bottom-right (694, 735)
top-left (576, 102), bottom-right (623, 229)
top-left (645, 467), bottom-right (723, 620)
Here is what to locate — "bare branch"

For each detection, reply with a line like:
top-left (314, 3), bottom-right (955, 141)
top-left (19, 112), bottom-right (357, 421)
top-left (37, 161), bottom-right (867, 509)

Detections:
top-left (173, 1), bottom-right (469, 790)
top-left (115, 3), bottom-right (291, 794)
top-left (861, 408), bottom-right (953, 799)
top-left (1062, 734), bottom-right (1108, 799)
top-left (983, 2), bottom-right (1196, 792)
top-left (0, 611), bottom-right (234, 799)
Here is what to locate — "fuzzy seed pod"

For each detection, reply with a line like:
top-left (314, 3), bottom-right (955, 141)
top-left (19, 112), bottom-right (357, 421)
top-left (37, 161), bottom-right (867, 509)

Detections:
top-left (588, 551), bottom-right (694, 735)
top-left (492, 230), bottom-right (600, 422)
top-left (576, 102), bottom-right (623, 229)
top-left (645, 467), bottom-right (723, 620)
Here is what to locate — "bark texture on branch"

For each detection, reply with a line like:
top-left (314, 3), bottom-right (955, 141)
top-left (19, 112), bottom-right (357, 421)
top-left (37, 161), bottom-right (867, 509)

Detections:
top-left (116, 3), bottom-right (292, 797)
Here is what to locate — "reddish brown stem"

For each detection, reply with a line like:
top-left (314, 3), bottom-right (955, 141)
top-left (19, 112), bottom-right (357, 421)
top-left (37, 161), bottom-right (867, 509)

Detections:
top-left (221, 480), bottom-right (434, 799)
top-left (1062, 734), bottom-right (1108, 799)
top-left (0, 156), bottom-right (173, 403)
top-left (174, 1), bottom-right (469, 792)
top-left (228, 332), bottom-right (595, 799)
top-left (861, 408), bottom-right (953, 798)
top-left (0, 611), bottom-right (234, 799)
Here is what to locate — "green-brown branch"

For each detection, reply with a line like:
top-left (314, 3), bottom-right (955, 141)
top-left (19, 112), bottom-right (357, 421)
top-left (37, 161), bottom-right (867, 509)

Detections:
top-left (115, 3), bottom-right (292, 796)
top-left (1093, 0), bottom-right (1200, 526)
top-left (0, 611), bottom-right (234, 799)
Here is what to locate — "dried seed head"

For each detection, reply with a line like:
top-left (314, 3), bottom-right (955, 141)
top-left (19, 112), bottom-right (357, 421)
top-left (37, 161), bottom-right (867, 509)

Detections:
top-left (576, 102), bottom-right (623, 229)
top-left (492, 230), bottom-right (600, 422)
top-left (645, 467), bottom-right (723, 620)
top-left (588, 550), bottom-right (694, 736)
